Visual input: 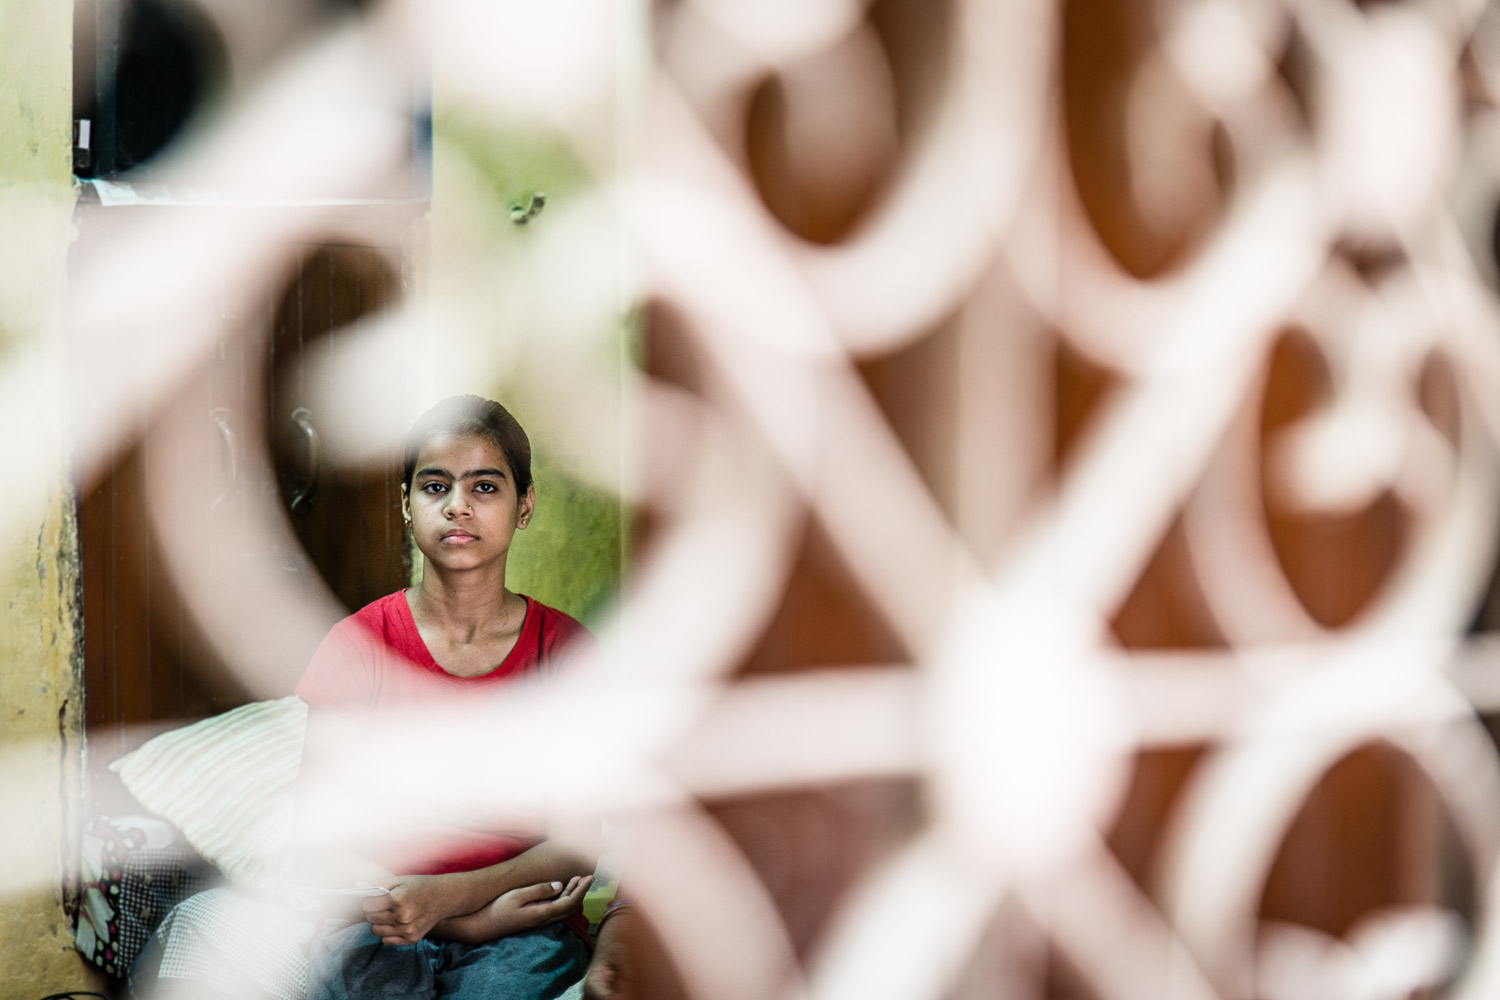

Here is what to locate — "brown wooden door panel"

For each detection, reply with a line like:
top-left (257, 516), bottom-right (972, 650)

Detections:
top-left (79, 232), bottom-right (410, 810)
top-left (268, 244), bottom-right (408, 612)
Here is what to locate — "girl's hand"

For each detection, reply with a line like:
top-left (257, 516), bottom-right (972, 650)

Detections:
top-left (483, 874), bottom-right (593, 936)
top-left (363, 874), bottom-right (464, 945)
top-left (431, 875), bottom-right (594, 944)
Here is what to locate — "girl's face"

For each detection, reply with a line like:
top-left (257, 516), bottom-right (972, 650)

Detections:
top-left (402, 432), bottom-right (534, 574)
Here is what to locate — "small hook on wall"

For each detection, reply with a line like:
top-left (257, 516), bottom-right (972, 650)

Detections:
top-left (509, 192), bottom-right (547, 225)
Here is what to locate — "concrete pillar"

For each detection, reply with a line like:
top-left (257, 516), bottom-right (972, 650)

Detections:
top-left (0, 0), bottom-right (94, 991)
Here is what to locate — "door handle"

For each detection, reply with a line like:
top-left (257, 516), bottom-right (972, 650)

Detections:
top-left (209, 407), bottom-right (236, 508)
top-left (289, 407), bottom-right (320, 515)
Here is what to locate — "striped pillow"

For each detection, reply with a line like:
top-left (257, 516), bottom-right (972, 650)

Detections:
top-left (110, 697), bottom-right (307, 891)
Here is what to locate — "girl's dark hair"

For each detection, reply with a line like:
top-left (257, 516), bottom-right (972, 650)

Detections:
top-left (402, 395), bottom-right (533, 495)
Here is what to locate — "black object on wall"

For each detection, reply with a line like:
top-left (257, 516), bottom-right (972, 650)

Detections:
top-left (73, 0), bottom-right (226, 178)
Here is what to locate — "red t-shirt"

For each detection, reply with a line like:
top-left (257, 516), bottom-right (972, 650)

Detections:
top-left (296, 590), bottom-right (595, 877)
top-left (297, 590), bottom-right (592, 711)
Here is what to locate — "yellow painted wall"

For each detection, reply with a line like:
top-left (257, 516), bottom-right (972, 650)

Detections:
top-left (0, 0), bottom-right (97, 992)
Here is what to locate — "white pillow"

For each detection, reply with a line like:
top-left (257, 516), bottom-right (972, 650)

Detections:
top-left (110, 696), bottom-right (307, 891)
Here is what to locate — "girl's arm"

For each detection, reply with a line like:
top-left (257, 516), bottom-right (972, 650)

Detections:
top-left (298, 705), bottom-right (594, 944)
top-left (360, 841), bottom-right (595, 945)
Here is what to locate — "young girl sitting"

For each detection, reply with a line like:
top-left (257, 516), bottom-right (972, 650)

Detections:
top-left (297, 395), bottom-right (597, 1000)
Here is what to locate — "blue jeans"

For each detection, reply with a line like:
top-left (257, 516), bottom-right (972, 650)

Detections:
top-left (306, 922), bottom-right (590, 1000)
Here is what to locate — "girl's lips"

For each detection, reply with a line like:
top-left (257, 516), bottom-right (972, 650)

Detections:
top-left (440, 532), bottom-right (477, 543)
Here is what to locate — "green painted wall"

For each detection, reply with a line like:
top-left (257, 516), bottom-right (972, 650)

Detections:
top-left (429, 112), bottom-right (626, 626)
top-left (0, 0), bottom-right (97, 992)
top-left (506, 439), bottom-right (623, 626)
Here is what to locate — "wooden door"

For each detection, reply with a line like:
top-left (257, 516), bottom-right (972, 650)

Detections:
top-left (266, 243), bottom-right (409, 613)
top-left (78, 230), bottom-right (411, 809)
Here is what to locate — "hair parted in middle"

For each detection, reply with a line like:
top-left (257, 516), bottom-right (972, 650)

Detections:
top-left (401, 395), bottom-right (533, 496)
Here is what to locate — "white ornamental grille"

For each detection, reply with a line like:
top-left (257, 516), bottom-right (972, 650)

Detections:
top-left (5, 0), bottom-right (1500, 997)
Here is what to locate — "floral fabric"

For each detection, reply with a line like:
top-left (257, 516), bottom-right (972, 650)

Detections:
top-left (75, 814), bottom-right (212, 978)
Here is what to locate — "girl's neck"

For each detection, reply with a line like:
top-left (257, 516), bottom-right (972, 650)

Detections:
top-left (410, 561), bottom-right (514, 630)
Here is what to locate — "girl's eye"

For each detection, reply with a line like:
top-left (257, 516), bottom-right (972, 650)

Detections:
top-left (421, 482), bottom-right (446, 495)
top-left (475, 482), bottom-right (497, 494)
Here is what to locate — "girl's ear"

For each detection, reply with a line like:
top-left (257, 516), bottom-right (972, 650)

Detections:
top-left (517, 485), bottom-right (536, 528)
top-left (400, 483), bottom-right (411, 525)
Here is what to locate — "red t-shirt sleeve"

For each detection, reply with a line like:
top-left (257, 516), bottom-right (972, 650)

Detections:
top-left (295, 618), bottom-right (381, 710)
top-left (538, 605), bottom-right (598, 671)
